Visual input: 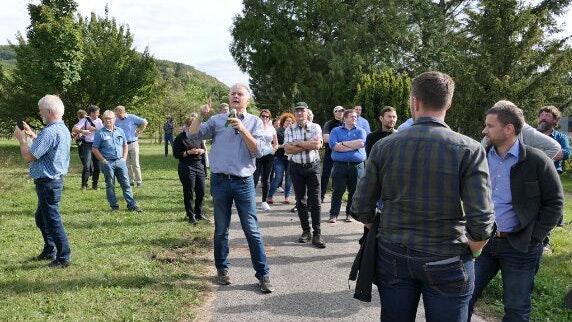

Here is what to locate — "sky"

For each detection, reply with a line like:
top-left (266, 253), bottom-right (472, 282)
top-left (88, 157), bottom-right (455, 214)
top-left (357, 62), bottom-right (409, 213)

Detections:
top-left (1, 1), bottom-right (571, 88)
top-left (0, 0), bottom-right (249, 86)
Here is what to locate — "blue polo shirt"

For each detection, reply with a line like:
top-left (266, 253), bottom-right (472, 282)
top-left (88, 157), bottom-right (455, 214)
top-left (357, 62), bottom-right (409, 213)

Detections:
top-left (93, 126), bottom-right (127, 161)
top-left (329, 125), bottom-right (367, 162)
top-left (29, 121), bottom-right (71, 179)
top-left (115, 114), bottom-right (146, 143)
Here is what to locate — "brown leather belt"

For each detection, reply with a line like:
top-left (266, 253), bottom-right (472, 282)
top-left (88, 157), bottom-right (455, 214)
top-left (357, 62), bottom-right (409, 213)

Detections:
top-left (495, 231), bottom-right (510, 238)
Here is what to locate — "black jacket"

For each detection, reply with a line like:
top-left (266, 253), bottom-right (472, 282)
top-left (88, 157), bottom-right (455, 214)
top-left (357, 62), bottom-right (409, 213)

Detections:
top-left (486, 142), bottom-right (563, 253)
top-left (174, 132), bottom-right (207, 170)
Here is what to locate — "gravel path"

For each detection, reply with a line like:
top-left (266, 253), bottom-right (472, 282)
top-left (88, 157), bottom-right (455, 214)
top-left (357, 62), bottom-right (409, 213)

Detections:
top-left (206, 194), bottom-right (489, 321)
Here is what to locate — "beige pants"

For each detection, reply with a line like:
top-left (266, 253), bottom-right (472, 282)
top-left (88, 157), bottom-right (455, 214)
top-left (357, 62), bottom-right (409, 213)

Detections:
top-left (127, 141), bottom-right (142, 184)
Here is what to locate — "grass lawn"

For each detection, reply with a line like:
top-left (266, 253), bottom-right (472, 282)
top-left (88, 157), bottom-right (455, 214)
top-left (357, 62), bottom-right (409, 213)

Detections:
top-left (0, 139), bottom-right (213, 320)
top-left (476, 175), bottom-right (572, 321)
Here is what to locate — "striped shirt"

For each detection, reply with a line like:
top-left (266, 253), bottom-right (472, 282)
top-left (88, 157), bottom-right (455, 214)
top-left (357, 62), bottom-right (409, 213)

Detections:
top-left (351, 117), bottom-right (495, 256)
top-left (29, 120), bottom-right (71, 180)
top-left (284, 121), bottom-right (322, 164)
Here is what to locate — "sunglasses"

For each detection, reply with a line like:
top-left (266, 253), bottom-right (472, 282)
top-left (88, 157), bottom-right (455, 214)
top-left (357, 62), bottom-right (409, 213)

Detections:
top-left (260, 115), bottom-right (270, 119)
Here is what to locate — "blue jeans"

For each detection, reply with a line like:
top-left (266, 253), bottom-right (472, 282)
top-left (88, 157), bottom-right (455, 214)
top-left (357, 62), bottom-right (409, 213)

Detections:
top-left (468, 237), bottom-right (543, 322)
top-left (100, 159), bottom-right (137, 209)
top-left (210, 173), bottom-right (270, 279)
top-left (268, 155), bottom-right (292, 199)
top-left (320, 152), bottom-right (334, 200)
top-left (35, 178), bottom-right (71, 262)
top-left (329, 161), bottom-right (364, 218)
top-left (377, 241), bottom-right (474, 322)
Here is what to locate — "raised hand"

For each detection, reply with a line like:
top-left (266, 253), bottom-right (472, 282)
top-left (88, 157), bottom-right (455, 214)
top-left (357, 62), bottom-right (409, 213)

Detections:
top-left (201, 98), bottom-right (212, 116)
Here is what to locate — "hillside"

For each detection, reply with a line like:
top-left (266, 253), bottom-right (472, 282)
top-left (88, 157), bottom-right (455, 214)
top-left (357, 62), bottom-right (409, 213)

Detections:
top-left (0, 45), bottom-right (16, 70)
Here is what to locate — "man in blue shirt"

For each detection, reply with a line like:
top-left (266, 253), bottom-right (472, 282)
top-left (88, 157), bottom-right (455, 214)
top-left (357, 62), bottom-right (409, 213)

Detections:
top-left (469, 100), bottom-right (563, 321)
top-left (114, 105), bottom-right (147, 187)
top-left (353, 105), bottom-right (371, 134)
top-left (92, 110), bottom-right (141, 213)
top-left (537, 105), bottom-right (570, 173)
top-left (14, 95), bottom-right (72, 268)
top-left (189, 84), bottom-right (273, 294)
top-left (328, 109), bottom-right (366, 223)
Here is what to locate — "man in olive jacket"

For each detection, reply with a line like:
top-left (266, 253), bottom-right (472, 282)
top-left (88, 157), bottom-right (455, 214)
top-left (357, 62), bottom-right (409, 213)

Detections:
top-left (468, 101), bottom-right (563, 322)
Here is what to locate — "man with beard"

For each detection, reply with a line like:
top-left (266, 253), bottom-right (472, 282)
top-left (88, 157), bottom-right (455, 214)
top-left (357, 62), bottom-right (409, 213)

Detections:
top-left (537, 105), bottom-right (570, 174)
top-left (365, 106), bottom-right (398, 157)
top-left (468, 101), bottom-right (563, 321)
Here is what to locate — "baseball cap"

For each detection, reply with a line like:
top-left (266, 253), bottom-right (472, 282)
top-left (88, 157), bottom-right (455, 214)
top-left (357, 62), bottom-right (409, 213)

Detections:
top-left (333, 106), bottom-right (344, 112)
top-left (293, 101), bottom-right (309, 111)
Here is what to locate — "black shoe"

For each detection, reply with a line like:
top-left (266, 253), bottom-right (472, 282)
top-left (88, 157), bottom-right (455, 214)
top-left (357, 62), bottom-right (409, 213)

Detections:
top-left (217, 269), bottom-right (231, 285)
top-left (35, 253), bottom-right (56, 261)
top-left (128, 207), bottom-right (143, 213)
top-left (111, 206), bottom-right (119, 212)
top-left (195, 215), bottom-right (211, 223)
top-left (298, 231), bottom-right (312, 243)
top-left (81, 185), bottom-right (88, 191)
top-left (312, 234), bottom-right (326, 249)
top-left (92, 185), bottom-right (98, 190)
top-left (187, 216), bottom-right (198, 225)
top-left (290, 206), bottom-right (297, 213)
top-left (259, 276), bottom-right (274, 293)
top-left (48, 260), bottom-right (70, 268)
top-left (321, 196), bottom-right (325, 203)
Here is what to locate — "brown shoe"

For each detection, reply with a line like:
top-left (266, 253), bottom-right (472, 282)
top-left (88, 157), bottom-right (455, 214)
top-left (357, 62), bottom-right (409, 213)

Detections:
top-left (266, 198), bottom-right (274, 204)
top-left (312, 234), bottom-right (326, 249)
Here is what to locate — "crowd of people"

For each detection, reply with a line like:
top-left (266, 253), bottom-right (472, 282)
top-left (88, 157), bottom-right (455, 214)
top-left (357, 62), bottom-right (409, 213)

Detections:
top-left (13, 70), bottom-right (569, 320)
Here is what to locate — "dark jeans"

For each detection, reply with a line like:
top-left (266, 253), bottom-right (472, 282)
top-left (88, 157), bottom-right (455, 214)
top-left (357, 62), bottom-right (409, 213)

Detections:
top-left (100, 159), bottom-right (137, 209)
top-left (34, 178), bottom-right (71, 262)
top-left (178, 160), bottom-right (205, 219)
top-left (329, 161), bottom-right (364, 218)
top-left (164, 133), bottom-right (173, 156)
top-left (320, 152), bottom-right (334, 200)
top-left (468, 237), bottom-right (543, 322)
top-left (290, 161), bottom-right (321, 235)
top-left (253, 153), bottom-right (274, 201)
top-left (377, 241), bottom-right (474, 322)
top-left (268, 154), bottom-right (292, 198)
top-left (81, 142), bottom-right (100, 188)
top-left (210, 173), bottom-right (270, 279)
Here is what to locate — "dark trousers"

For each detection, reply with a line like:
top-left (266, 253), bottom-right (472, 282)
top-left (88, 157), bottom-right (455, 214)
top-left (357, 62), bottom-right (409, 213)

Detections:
top-left (320, 152), bottom-right (334, 200)
top-left (253, 154), bottom-right (274, 201)
top-left (34, 178), bottom-right (71, 262)
top-left (178, 161), bottom-right (205, 219)
top-left (330, 161), bottom-right (364, 218)
top-left (290, 161), bottom-right (321, 235)
top-left (80, 142), bottom-right (99, 188)
top-left (468, 237), bottom-right (543, 322)
top-left (164, 134), bottom-right (173, 156)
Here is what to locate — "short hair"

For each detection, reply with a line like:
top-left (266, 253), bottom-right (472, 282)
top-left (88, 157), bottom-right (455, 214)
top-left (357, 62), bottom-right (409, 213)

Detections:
top-left (378, 106), bottom-right (396, 118)
top-left (486, 100), bottom-right (524, 135)
top-left (38, 95), bottom-right (65, 116)
top-left (230, 83), bottom-right (251, 99)
top-left (411, 71), bottom-right (455, 110)
top-left (278, 112), bottom-right (295, 127)
top-left (76, 109), bottom-right (87, 118)
top-left (219, 103), bottom-right (229, 110)
top-left (259, 109), bottom-right (272, 118)
top-left (101, 110), bottom-right (115, 119)
top-left (343, 109), bottom-right (356, 119)
top-left (114, 105), bottom-right (126, 113)
top-left (539, 105), bottom-right (561, 120)
top-left (87, 104), bottom-right (99, 114)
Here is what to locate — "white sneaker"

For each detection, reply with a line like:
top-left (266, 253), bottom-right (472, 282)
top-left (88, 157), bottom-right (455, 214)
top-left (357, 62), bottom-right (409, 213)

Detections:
top-left (277, 186), bottom-right (284, 193)
top-left (260, 202), bottom-right (271, 211)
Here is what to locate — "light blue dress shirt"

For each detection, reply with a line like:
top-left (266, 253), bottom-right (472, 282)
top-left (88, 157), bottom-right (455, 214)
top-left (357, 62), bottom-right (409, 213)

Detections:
top-left (115, 114), bottom-right (146, 143)
top-left (488, 140), bottom-right (521, 232)
top-left (29, 121), bottom-right (71, 179)
top-left (194, 112), bottom-right (264, 177)
top-left (356, 116), bottom-right (371, 134)
top-left (93, 126), bottom-right (127, 160)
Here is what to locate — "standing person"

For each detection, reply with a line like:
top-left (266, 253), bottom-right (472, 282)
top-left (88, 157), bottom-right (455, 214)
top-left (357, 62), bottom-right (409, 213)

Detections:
top-left (537, 105), bottom-right (570, 173)
top-left (253, 109), bottom-right (277, 211)
top-left (14, 95), bottom-right (72, 268)
top-left (365, 106), bottom-right (397, 157)
top-left (92, 110), bottom-right (142, 213)
top-left (267, 112), bottom-right (295, 204)
top-left (328, 109), bottom-right (366, 223)
top-left (353, 105), bottom-right (371, 134)
top-left (72, 109), bottom-right (87, 164)
top-left (174, 114), bottom-right (207, 224)
top-left (188, 84), bottom-right (273, 293)
top-left (284, 102), bottom-right (326, 249)
top-left (352, 71), bottom-right (495, 321)
top-left (320, 106), bottom-right (344, 203)
top-left (114, 105), bottom-right (148, 187)
top-left (468, 101), bottom-right (563, 321)
top-left (72, 105), bottom-right (103, 190)
top-left (163, 116), bottom-right (175, 157)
